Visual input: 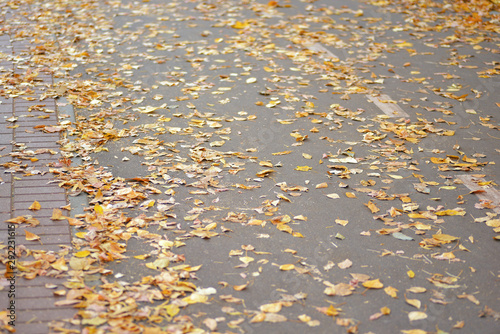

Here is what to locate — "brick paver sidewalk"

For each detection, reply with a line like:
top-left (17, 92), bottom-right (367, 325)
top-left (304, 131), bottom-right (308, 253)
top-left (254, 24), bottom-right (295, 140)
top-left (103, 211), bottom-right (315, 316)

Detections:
top-left (1, 33), bottom-right (76, 333)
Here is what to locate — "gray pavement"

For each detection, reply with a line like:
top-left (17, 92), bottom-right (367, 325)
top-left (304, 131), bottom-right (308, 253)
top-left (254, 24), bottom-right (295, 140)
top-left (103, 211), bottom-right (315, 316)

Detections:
top-left (1, 0), bottom-right (500, 333)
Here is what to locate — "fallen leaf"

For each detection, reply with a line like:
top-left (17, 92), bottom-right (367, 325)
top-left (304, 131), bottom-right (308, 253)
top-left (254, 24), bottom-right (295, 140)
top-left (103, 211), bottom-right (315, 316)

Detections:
top-left (28, 201), bottom-right (41, 211)
top-left (260, 302), bottom-right (282, 313)
top-left (363, 279), bottom-right (383, 289)
top-left (338, 259), bottom-right (353, 269)
top-left (405, 294), bottom-right (422, 309)
top-left (364, 201), bottom-right (380, 213)
top-left (408, 311), bottom-right (427, 321)
top-left (24, 230), bottom-right (40, 241)
top-left (279, 264), bottom-right (295, 271)
top-left (335, 219), bottom-right (349, 226)
top-left (384, 286), bottom-right (398, 298)
top-left (407, 287), bottom-right (427, 294)
top-left (51, 208), bottom-right (65, 220)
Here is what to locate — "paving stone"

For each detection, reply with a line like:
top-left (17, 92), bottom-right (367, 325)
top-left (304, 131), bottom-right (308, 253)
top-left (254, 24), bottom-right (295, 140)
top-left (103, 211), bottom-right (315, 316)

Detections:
top-left (17, 233), bottom-right (71, 245)
top-left (15, 307), bottom-right (77, 323)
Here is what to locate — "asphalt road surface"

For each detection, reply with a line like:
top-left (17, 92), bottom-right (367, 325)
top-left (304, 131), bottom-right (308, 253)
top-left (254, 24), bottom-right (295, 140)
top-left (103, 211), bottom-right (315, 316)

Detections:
top-left (2, 0), bottom-right (500, 333)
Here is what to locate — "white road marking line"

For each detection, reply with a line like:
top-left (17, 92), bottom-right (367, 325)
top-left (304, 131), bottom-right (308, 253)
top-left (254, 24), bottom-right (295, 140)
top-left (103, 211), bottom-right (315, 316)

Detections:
top-left (305, 43), bottom-right (339, 60)
top-left (457, 174), bottom-right (500, 213)
top-left (366, 94), bottom-right (409, 118)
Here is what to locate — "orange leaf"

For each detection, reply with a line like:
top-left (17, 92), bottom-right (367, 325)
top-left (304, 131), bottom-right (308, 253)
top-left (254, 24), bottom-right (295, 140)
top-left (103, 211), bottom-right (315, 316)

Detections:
top-left (25, 230), bottom-right (41, 241)
top-left (364, 201), bottom-right (380, 213)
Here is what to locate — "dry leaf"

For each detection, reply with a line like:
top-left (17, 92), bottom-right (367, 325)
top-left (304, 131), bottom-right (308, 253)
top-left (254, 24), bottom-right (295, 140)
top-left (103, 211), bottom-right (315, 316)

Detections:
top-left (279, 264), bottom-right (295, 271)
top-left (408, 311), bottom-right (427, 321)
top-left (363, 279), bottom-right (384, 289)
top-left (51, 208), bottom-right (65, 220)
top-left (260, 302), bottom-right (282, 313)
top-left (28, 201), bottom-right (41, 211)
top-left (405, 294), bottom-right (422, 309)
top-left (407, 287), bottom-right (427, 294)
top-left (338, 259), bottom-right (353, 269)
top-left (24, 230), bottom-right (41, 242)
top-left (384, 286), bottom-right (398, 298)
top-left (335, 219), bottom-right (349, 226)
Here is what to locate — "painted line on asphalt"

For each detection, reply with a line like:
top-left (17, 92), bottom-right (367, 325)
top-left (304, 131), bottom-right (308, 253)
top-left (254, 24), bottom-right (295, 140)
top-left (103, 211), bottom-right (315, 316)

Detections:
top-left (457, 174), bottom-right (500, 213)
top-left (366, 94), bottom-right (409, 118)
top-left (305, 43), bottom-right (339, 60)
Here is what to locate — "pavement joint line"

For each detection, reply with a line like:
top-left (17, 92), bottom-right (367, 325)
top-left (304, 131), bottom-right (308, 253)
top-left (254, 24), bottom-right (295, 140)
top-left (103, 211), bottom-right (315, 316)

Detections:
top-left (365, 93), bottom-right (410, 118)
top-left (304, 42), bottom-right (339, 60)
top-left (457, 175), bottom-right (500, 214)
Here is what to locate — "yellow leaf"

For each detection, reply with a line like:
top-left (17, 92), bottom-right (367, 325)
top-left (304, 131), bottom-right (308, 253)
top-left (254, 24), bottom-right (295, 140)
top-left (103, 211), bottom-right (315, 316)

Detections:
top-left (205, 222), bottom-right (217, 230)
top-left (50, 258), bottom-right (68, 271)
top-left (326, 305), bottom-right (339, 317)
top-left (364, 201), bottom-right (380, 213)
top-left (74, 250), bottom-right (91, 258)
top-left (75, 232), bottom-right (87, 239)
top-left (408, 311), bottom-right (427, 321)
top-left (432, 234), bottom-right (459, 243)
top-left (384, 286), bottom-right (398, 298)
top-left (345, 192), bottom-right (357, 198)
top-left (29, 201), bottom-right (41, 211)
top-left (232, 21), bottom-right (249, 29)
top-left (401, 330), bottom-right (428, 334)
top-left (250, 313), bottom-right (266, 323)
top-left (405, 295), bottom-right (421, 309)
top-left (233, 282), bottom-right (249, 291)
top-left (279, 264), bottom-right (295, 271)
top-left (260, 302), bottom-right (282, 313)
top-left (240, 256), bottom-right (254, 264)
top-left (407, 287), bottom-right (426, 294)
top-left (407, 270), bottom-right (415, 278)
top-left (335, 219), bottom-right (349, 226)
top-left (316, 182), bottom-right (328, 189)
top-left (277, 193), bottom-right (291, 202)
top-left (435, 209), bottom-right (465, 216)
top-left (24, 230), bottom-right (40, 241)
top-left (277, 223), bottom-right (293, 234)
top-left (380, 306), bottom-right (391, 315)
top-left (363, 279), bottom-right (384, 289)
top-left (295, 166), bottom-right (312, 172)
top-left (51, 208), bottom-right (65, 220)
top-left (256, 169), bottom-right (276, 177)
top-left (182, 293), bottom-right (208, 304)
top-left (272, 150), bottom-right (292, 156)
top-left (430, 157), bottom-right (448, 164)
top-left (165, 304), bottom-right (180, 317)
top-left (298, 314), bottom-right (311, 322)
top-left (485, 219), bottom-right (500, 228)
top-left (94, 204), bottom-right (104, 215)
